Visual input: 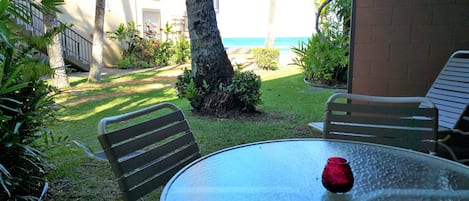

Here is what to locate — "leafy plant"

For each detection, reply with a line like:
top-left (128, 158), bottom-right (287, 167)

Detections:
top-left (171, 37), bottom-right (191, 65)
top-left (109, 21), bottom-right (192, 68)
top-left (176, 68), bottom-right (262, 113)
top-left (154, 41), bottom-right (173, 67)
top-left (0, 0), bottom-right (63, 199)
top-left (107, 21), bottom-right (140, 57)
top-left (251, 48), bottom-right (280, 70)
top-left (293, 0), bottom-right (350, 85)
top-left (175, 68), bottom-right (208, 102)
top-left (228, 70), bottom-right (262, 111)
top-left (116, 55), bottom-right (136, 69)
top-left (292, 30), bottom-right (348, 84)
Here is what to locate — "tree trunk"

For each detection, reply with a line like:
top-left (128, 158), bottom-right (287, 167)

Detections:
top-left (265, 0), bottom-right (276, 48)
top-left (44, 13), bottom-right (69, 89)
top-left (315, 0), bottom-right (332, 35)
top-left (88, 0), bottom-right (105, 83)
top-left (186, 0), bottom-right (235, 115)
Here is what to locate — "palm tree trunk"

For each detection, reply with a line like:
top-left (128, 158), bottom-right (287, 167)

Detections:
top-left (88, 0), bottom-right (105, 83)
top-left (265, 0), bottom-right (276, 48)
top-left (44, 12), bottom-right (69, 89)
top-left (186, 0), bottom-right (235, 115)
top-left (315, 0), bottom-right (332, 35)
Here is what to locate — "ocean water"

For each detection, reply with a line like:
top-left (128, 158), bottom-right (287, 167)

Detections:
top-left (223, 37), bottom-right (309, 64)
top-left (222, 37), bottom-right (309, 51)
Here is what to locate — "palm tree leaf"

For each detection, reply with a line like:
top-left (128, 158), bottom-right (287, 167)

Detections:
top-left (0, 163), bottom-right (12, 197)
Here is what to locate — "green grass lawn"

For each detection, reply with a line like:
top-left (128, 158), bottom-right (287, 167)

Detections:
top-left (46, 64), bottom-right (335, 200)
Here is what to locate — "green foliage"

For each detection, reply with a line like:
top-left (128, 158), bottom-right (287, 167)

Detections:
top-left (251, 48), bottom-right (280, 70)
top-left (292, 31), bottom-right (348, 84)
top-left (171, 38), bottom-right (191, 65)
top-left (293, 0), bottom-right (350, 85)
top-left (176, 69), bottom-right (262, 112)
top-left (117, 55), bottom-right (151, 69)
top-left (108, 21), bottom-right (192, 68)
top-left (228, 70), bottom-right (262, 111)
top-left (175, 68), bottom-right (208, 102)
top-left (0, 0), bottom-right (63, 199)
top-left (107, 21), bottom-right (140, 57)
top-left (116, 55), bottom-right (136, 69)
top-left (154, 41), bottom-right (173, 67)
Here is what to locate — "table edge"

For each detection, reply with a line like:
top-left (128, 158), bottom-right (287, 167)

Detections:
top-left (160, 138), bottom-right (469, 201)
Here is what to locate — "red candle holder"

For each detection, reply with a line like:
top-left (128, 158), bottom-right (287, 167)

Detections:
top-left (322, 157), bottom-right (354, 193)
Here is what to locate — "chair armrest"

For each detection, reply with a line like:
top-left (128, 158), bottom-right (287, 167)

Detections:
top-left (308, 122), bottom-right (324, 132)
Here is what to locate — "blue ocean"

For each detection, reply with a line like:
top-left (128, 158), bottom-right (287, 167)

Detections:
top-left (222, 37), bottom-right (310, 63)
top-left (222, 37), bottom-right (309, 52)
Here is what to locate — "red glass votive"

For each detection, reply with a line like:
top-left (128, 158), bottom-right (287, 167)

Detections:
top-left (322, 157), bottom-right (354, 193)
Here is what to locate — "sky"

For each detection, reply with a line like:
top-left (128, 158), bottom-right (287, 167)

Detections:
top-left (216, 0), bottom-right (317, 38)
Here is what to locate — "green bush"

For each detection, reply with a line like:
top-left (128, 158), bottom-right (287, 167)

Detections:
top-left (171, 38), bottom-right (191, 65)
top-left (175, 68), bottom-right (208, 109)
top-left (228, 70), bottom-right (262, 111)
top-left (292, 0), bottom-right (350, 85)
top-left (292, 32), bottom-right (348, 84)
top-left (109, 22), bottom-right (192, 68)
top-left (175, 69), bottom-right (262, 112)
top-left (117, 55), bottom-right (136, 69)
top-left (107, 21), bottom-right (140, 57)
top-left (251, 48), bottom-right (280, 70)
top-left (108, 22), bottom-right (156, 68)
top-left (1, 1), bottom-right (63, 199)
top-left (154, 41), bottom-right (174, 67)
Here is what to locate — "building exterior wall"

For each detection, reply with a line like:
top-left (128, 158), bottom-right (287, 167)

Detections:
top-left (57, 0), bottom-right (186, 67)
top-left (350, 0), bottom-right (469, 96)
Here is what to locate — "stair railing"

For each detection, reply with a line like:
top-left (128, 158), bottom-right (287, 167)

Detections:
top-left (12, 0), bottom-right (92, 70)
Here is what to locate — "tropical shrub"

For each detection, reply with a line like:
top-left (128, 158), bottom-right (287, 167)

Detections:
top-left (1, 0), bottom-right (63, 199)
top-left (251, 48), bottom-right (280, 70)
top-left (293, 0), bottom-right (350, 85)
top-left (108, 22), bottom-right (192, 68)
top-left (154, 41), bottom-right (174, 67)
top-left (227, 70), bottom-right (262, 111)
top-left (171, 38), bottom-right (191, 65)
top-left (292, 30), bottom-right (348, 84)
top-left (117, 55), bottom-right (137, 69)
top-left (107, 21), bottom-right (140, 57)
top-left (175, 68), bottom-right (209, 104)
top-left (108, 22), bottom-right (155, 69)
top-left (175, 69), bottom-right (262, 113)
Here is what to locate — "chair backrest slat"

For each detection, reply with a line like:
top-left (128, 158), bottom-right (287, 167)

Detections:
top-left (125, 151), bottom-right (199, 200)
top-left (121, 141), bottom-right (200, 188)
top-left (111, 120), bottom-right (190, 159)
top-left (104, 111), bottom-right (185, 145)
top-left (424, 50), bottom-right (469, 131)
top-left (98, 102), bottom-right (200, 201)
top-left (324, 93), bottom-right (438, 153)
top-left (328, 113), bottom-right (437, 128)
top-left (328, 102), bottom-right (434, 117)
top-left (120, 131), bottom-right (197, 173)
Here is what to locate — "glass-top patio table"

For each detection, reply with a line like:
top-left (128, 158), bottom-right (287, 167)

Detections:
top-left (160, 139), bottom-right (469, 201)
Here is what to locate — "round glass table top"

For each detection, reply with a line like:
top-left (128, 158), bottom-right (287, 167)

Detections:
top-left (161, 139), bottom-right (469, 201)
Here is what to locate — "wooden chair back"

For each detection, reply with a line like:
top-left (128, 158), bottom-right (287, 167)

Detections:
top-left (323, 93), bottom-right (439, 153)
top-left (98, 102), bottom-right (200, 201)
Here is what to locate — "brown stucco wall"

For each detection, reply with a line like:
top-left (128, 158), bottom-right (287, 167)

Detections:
top-left (350, 0), bottom-right (469, 96)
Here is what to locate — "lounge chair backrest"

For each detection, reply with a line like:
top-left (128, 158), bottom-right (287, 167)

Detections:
top-left (98, 102), bottom-right (201, 201)
top-left (323, 93), bottom-right (439, 153)
top-left (423, 50), bottom-right (469, 132)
